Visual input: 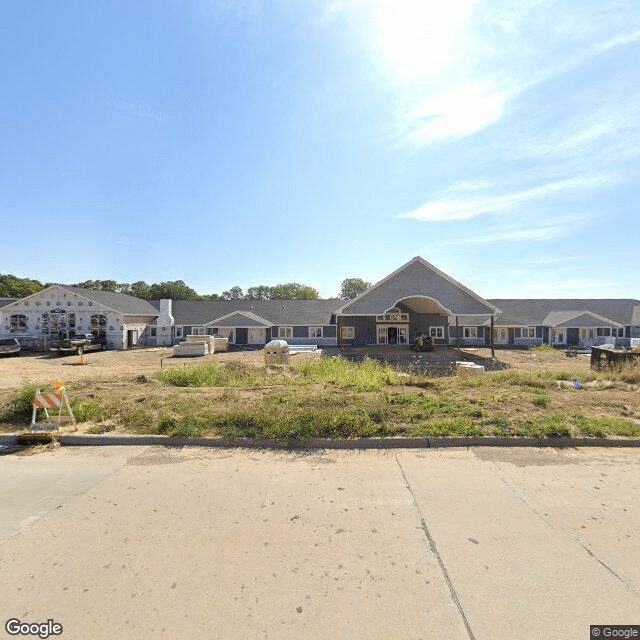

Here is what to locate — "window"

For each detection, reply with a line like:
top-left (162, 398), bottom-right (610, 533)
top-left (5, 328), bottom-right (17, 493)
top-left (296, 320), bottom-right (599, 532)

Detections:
top-left (429, 326), bottom-right (444, 339)
top-left (377, 326), bottom-right (388, 344)
top-left (521, 327), bottom-right (535, 338)
top-left (588, 329), bottom-right (595, 340)
top-left (10, 314), bottom-right (27, 334)
top-left (175, 326), bottom-right (183, 338)
top-left (496, 328), bottom-right (507, 341)
top-left (309, 327), bottom-right (322, 339)
top-left (192, 327), bottom-right (206, 336)
top-left (597, 328), bottom-right (611, 337)
top-left (341, 326), bottom-right (354, 340)
top-left (279, 327), bottom-right (293, 339)
top-left (91, 314), bottom-right (107, 339)
top-left (464, 327), bottom-right (477, 339)
top-left (150, 327), bottom-right (157, 337)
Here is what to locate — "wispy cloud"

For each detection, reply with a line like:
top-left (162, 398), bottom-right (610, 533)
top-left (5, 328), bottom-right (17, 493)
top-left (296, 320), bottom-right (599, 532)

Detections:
top-left (590, 28), bottom-right (640, 55)
top-left (523, 279), bottom-right (622, 294)
top-left (442, 224), bottom-right (570, 246)
top-left (398, 175), bottom-right (612, 222)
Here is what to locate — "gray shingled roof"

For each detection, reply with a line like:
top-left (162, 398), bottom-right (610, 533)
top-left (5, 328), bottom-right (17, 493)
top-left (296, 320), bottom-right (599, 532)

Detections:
top-left (59, 286), bottom-right (159, 316)
top-left (489, 299), bottom-right (640, 327)
top-left (156, 299), bottom-right (340, 326)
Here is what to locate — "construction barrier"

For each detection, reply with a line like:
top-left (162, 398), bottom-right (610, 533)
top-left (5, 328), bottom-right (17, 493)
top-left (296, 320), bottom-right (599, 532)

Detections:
top-left (31, 379), bottom-right (76, 429)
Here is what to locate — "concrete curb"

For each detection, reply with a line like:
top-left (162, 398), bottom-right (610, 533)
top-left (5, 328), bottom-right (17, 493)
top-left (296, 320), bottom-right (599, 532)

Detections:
top-left (3, 433), bottom-right (640, 450)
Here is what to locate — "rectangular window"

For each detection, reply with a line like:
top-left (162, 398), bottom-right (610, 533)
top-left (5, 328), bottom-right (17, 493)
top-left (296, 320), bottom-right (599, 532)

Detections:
top-left (597, 328), bottom-right (611, 337)
top-left (429, 326), bottom-right (444, 339)
top-left (521, 327), bottom-right (535, 338)
top-left (309, 327), bottom-right (322, 339)
top-left (175, 327), bottom-right (183, 338)
top-left (464, 327), bottom-right (477, 339)
top-left (192, 327), bottom-right (205, 336)
top-left (279, 327), bottom-right (293, 339)
top-left (588, 329), bottom-right (595, 340)
top-left (377, 326), bottom-right (388, 344)
top-left (341, 326), bottom-right (354, 340)
top-left (10, 314), bottom-right (27, 334)
top-left (150, 327), bottom-right (157, 337)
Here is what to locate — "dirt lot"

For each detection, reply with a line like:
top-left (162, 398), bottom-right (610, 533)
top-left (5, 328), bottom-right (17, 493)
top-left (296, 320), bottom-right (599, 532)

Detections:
top-left (0, 345), bottom-right (594, 393)
top-left (0, 347), bottom-right (321, 391)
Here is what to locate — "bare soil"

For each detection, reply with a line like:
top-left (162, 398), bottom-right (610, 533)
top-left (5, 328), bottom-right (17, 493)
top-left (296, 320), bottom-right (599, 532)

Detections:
top-left (0, 347), bottom-right (321, 391)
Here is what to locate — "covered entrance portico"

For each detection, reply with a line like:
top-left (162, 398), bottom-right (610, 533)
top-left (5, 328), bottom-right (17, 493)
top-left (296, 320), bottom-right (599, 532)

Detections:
top-left (335, 256), bottom-right (500, 349)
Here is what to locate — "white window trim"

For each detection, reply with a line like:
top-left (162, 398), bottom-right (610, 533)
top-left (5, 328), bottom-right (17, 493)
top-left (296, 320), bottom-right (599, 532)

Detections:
top-left (521, 326), bottom-right (535, 339)
top-left (279, 326), bottom-right (293, 339)
top-left (150, 327), bottom-right (157, 337)
top-left (309, 327), bottom-right (323, 339)
top-left (191, 326), bottom-right (206, 336)
top-left (341, 326), bottom-right (354, 340)
top-left (429, 326), bottom-right (444, 339)
top-left (464, 327), bottom-right (477, 339)
top-left (175, 326), bottom-right (183, 338)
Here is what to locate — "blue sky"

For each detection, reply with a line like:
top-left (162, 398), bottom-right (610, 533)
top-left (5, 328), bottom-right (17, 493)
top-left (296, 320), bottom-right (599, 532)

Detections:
top-left (2, 0), bottom-right (639, 299)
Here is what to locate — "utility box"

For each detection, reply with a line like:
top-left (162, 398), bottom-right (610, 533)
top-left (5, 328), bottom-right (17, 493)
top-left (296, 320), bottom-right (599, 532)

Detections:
top-left (264, 339), bottom-right (290, 365)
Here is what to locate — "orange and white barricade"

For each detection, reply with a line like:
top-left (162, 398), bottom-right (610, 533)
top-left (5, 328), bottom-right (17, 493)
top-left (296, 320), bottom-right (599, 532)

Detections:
top-left (31, 379), bottom-right (76, 428)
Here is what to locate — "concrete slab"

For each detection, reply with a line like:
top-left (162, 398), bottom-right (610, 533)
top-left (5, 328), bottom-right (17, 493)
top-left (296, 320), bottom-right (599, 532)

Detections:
top-left (397, 448), bottom-right (640, 639)
top-left (0, 447), bottom-right (468, 640)
top-left (1, 447), bottom-right (638, 639)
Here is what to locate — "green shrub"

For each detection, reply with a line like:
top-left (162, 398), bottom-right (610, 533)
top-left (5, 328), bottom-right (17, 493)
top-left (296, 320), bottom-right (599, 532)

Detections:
top-left (72, 399), bottom-right (108, 423)
top-left (0, 382), bottom-right (42, 424)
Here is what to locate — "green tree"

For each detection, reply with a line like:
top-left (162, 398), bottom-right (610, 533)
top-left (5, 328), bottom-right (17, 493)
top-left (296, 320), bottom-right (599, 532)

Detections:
top-left (246, 285), bottom-right (273, 300)
top-left (270, 283), bottom-right (319, 300)
top-left (0, 275), bottom-right (45, 298)
top-left (129, 281), bottom-right (151, 299)
top-left (339, 277), bottom-right (371, 300)
top-left (148, 280), bottom-right (200, 300)
top-left (222, 286), bottom-right (244, 300)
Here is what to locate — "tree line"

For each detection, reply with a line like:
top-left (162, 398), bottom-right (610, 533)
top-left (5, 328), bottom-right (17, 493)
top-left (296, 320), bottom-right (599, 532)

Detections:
top-left (0, 275), bottom-right (371, 301)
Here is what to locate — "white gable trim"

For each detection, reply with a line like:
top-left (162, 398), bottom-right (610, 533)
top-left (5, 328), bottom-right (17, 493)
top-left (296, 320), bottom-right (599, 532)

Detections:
top-left (336, 256), bottom-right (501, 315)
top-left (205, 310), bottom-right (272, 327)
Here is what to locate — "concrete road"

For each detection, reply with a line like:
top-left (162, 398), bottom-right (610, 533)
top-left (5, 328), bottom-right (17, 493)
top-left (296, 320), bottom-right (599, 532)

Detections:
top-left (0, 445), bottom-right (638, 640)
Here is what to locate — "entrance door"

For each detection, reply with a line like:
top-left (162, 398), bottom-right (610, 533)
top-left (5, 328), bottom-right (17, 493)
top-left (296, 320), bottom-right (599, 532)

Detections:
top-left (567, 328), bottom-right (579, 346)
top-left (388, 327), bottom-right (398, 344)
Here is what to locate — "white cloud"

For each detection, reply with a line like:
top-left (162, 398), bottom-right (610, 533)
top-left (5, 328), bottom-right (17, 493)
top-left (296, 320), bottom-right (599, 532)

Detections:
top-left (400, 84), bottom-right (508, 143)
top-left (443, 225), bottom-right (570, 245)
top-left (523, 279), bottom-right (621, 294)
top-left (590, 28), bottom-right (640, 55)
top-left (398, 175), bottom-right (612, 222)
